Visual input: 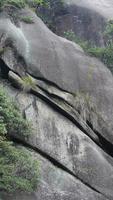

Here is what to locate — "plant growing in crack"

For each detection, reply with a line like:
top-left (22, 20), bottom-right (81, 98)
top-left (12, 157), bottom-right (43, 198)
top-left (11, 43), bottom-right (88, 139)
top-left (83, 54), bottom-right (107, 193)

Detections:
top-left (21, 16), bottom-right (34, 24)
top-left (22, 75), bottom-right (37, 92)
top-left (0, 47), bottom-right (7, 56)
top-left (73, 92), bottom-right (98, 129)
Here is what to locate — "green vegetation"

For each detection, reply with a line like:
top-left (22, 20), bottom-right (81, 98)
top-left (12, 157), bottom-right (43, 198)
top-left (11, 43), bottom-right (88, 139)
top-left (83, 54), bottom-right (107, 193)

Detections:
top-left (0, 0), bottom-right (46, 9)
top-left (22, 75), bottom-right (36, 91)
top-left (21, 16), bottom-right (34, 23)
top-left (64, 30), bottom-right (89, 51)
top-left (87, 46), bottom-right (113, 72)
top-left (0, 48), bottom-right (5, 56)
top-left (0, 142), bottom-right (40, 193)
top-left (0, 86), bottom-right (40, 193)
top-left (87, 20), bottom-right (113, 72)
top-left (73, 92), bottom-right (98, 129)
top-left (0, 87), bottom-right (30, 137)
top-left (0, 0), bottom-right (64, 32)
top-left (0, 0), bottom-right (26, 8)
top-left (103, 19), bottom-right (113, 46)
top-left (37, 0), bottom-right (65, 32)
top-left (63, 24), bottom-right (113, 73)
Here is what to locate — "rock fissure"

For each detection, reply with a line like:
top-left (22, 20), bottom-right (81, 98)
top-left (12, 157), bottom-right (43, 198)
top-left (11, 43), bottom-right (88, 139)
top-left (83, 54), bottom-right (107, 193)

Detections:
top-left (31, 88), bottom-right (113, 159)
top-left (6, 68), bottom-right (113, 160)
top-left (1, 5), bottom-right (113, 198)
top-left (28, 72), bottom-right (73, 95)
top-left (9, 135), bottom-right (109, 199)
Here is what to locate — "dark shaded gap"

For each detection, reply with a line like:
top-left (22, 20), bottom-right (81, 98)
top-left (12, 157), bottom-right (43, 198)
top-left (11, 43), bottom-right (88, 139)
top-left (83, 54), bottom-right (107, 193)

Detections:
top-left (87, 121), bottom-right (113, 157)
top-left (0, 59), bottom-right (9, 79)
top-left (37, 85), bottom-right (113, 158)
top-left (31, 89), bottom-right (113, 160)
top-left (28, 72), bottom-right (74, 95)
top-left (9, 135), bottom-right (108, 199)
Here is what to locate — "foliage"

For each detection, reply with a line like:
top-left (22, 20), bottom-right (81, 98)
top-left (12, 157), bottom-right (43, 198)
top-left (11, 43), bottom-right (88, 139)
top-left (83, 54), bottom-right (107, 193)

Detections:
top-left (103, 19), bottom-right (113, 46)
top-left (28, 0), bottom-right (49, 8)
top-left (22, 75), bottom-right (36, 91)
top-left (36, 0), bottom-right (65, 32)
top-left (0, 141), bottom-right (40, 193)
top-left (64, 30), bottom-right (89, 51)
top-left (87, 46), bottom-right (113, 72)
top-left (0, 48), bottom-right (5, 56)
top-left (0, 0), bottom-right (26, 8)
top-left (73, 92), bottom-right (98, 129)
top-left (21, 16), bottom-right (34, 23)
top-left (0, 87), bottom-right (30, 136)
top-left (0, 86), bottom-right (40, 193)
top-left (0, 0), bottom-right (47, 8)
top-left (63, 28), bottom-right (113, 73)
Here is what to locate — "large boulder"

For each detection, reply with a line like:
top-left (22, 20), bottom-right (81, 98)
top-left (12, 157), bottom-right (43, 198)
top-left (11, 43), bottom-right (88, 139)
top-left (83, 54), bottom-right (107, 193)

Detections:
top-left (0, 8), bottom-right (113, 142)
top-left (0, 4), bottom-right (113, 200)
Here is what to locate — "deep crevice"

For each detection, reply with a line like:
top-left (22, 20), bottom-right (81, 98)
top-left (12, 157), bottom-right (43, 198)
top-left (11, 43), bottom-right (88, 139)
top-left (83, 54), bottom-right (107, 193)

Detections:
top-left (31, 89), bottom-right (113, 161)
top-left (1, 60), bottom-right (113, 160)
top-left (9, 135), bottom-right (109, 199)
top-left (28, 72), bottom-right (74, 95)
top-left (0, 59), bottom-right (9, 79)
top-left (38, 85), bottom-right (113, 158)
top-left (0, 59), bottom-right (113, 198)
top-left (87, 121), bottom-right (113, 157)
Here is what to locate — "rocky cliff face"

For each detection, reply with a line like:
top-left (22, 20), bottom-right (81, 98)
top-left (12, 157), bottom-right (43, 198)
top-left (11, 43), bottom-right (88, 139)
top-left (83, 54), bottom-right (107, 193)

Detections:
top-left (51, 0), bottom-right (113, 46)
top-left (1, 1), bottom-right (113, 200)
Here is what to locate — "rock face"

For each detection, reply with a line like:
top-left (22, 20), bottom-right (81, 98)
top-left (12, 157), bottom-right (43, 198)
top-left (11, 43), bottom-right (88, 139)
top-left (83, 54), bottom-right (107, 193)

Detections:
top-left (0, 2), bottom-right (113, 200)
top-left (53, 0), bottom-right (113, 46)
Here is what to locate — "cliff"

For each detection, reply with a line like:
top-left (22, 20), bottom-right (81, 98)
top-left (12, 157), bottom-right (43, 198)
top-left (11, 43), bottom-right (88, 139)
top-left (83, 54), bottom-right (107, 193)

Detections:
top-left (0, 1), bottom-right (113, 200)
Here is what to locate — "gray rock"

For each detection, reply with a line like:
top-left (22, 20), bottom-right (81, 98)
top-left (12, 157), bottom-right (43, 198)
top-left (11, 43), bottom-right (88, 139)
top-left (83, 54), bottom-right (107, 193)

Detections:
top-left (2, 84), bottom-right (113, 199)
top-left (55, 0), bottom-right (113, 46)
top-left (1, 147), bottom-right (108, 200)
top-left (0, 8), bottom-right (113, 144)
top-left (0, 4), bottom-right (113, 199)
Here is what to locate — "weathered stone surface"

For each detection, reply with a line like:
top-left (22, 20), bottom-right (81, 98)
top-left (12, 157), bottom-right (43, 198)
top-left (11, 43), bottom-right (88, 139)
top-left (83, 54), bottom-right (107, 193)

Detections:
top-left (1, 82), bottom-right (112, 199)
top-left (55, 0), bottom-right (113, 46)
top-left (64, 0), bottom-right (113, 18)
top-left (1, 146), bottom-right (108, 200)
top-left (0, 3), bottom-right (113, 199)
top-left (18, 91), bottom-right (113, 199)
top-left (0, 8), bottom-right (113, 144)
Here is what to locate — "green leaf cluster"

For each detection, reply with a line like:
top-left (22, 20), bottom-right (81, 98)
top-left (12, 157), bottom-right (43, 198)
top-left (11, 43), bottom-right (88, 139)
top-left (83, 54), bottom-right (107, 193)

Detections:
top-left (0, 87), bottom-right (30, 137)
top-left (64, 30), bottom-right (89, 51)
top-left (63, 27), bottom-right (113, 73)
top-left (0, 86), bottom-right (40, 194)
top-left (21, 16), bottom-right (34, 23)
top-left (73, 92), bottom-right (98, 129)
top-left (0, 0), bottom-right (47, 8)
top-left (0, 141), bottom-right (39, 193)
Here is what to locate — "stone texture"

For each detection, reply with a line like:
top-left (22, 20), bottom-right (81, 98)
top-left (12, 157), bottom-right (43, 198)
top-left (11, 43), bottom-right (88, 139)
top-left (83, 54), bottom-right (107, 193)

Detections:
top-left (0, 8), bottom-right (113, 143)
top-left (0, 3), bottom-right (113, 200)
top-left (55, 0), bottom-right (113, 46)
top-left (1, 147), bottom-right (108, 200)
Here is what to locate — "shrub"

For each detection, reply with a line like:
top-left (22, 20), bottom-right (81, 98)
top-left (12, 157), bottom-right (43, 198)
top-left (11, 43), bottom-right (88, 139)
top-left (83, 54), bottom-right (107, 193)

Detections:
top-left (0, 86), bottom-right (40, 194)
top-left (0, 141), bottom-right (40, 193)
top-left (21, 16), bottom-right (34, 23)
top-left (0, 0), bottom-right (26, 8)
top-left (0, 0), bottom-right (46, 8)
top-left (0, 87), bottom-right (30, 136)
top-left (87, 46), bottom-right (113, 72)
top-left (73, 92), bottom-right (98, 129)
top-left (63, 29), bottom-right (113, 73)
top-left (64, 30), bottom-right (89, 51)
top-left (22, 75), bottom-right (36, 91)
